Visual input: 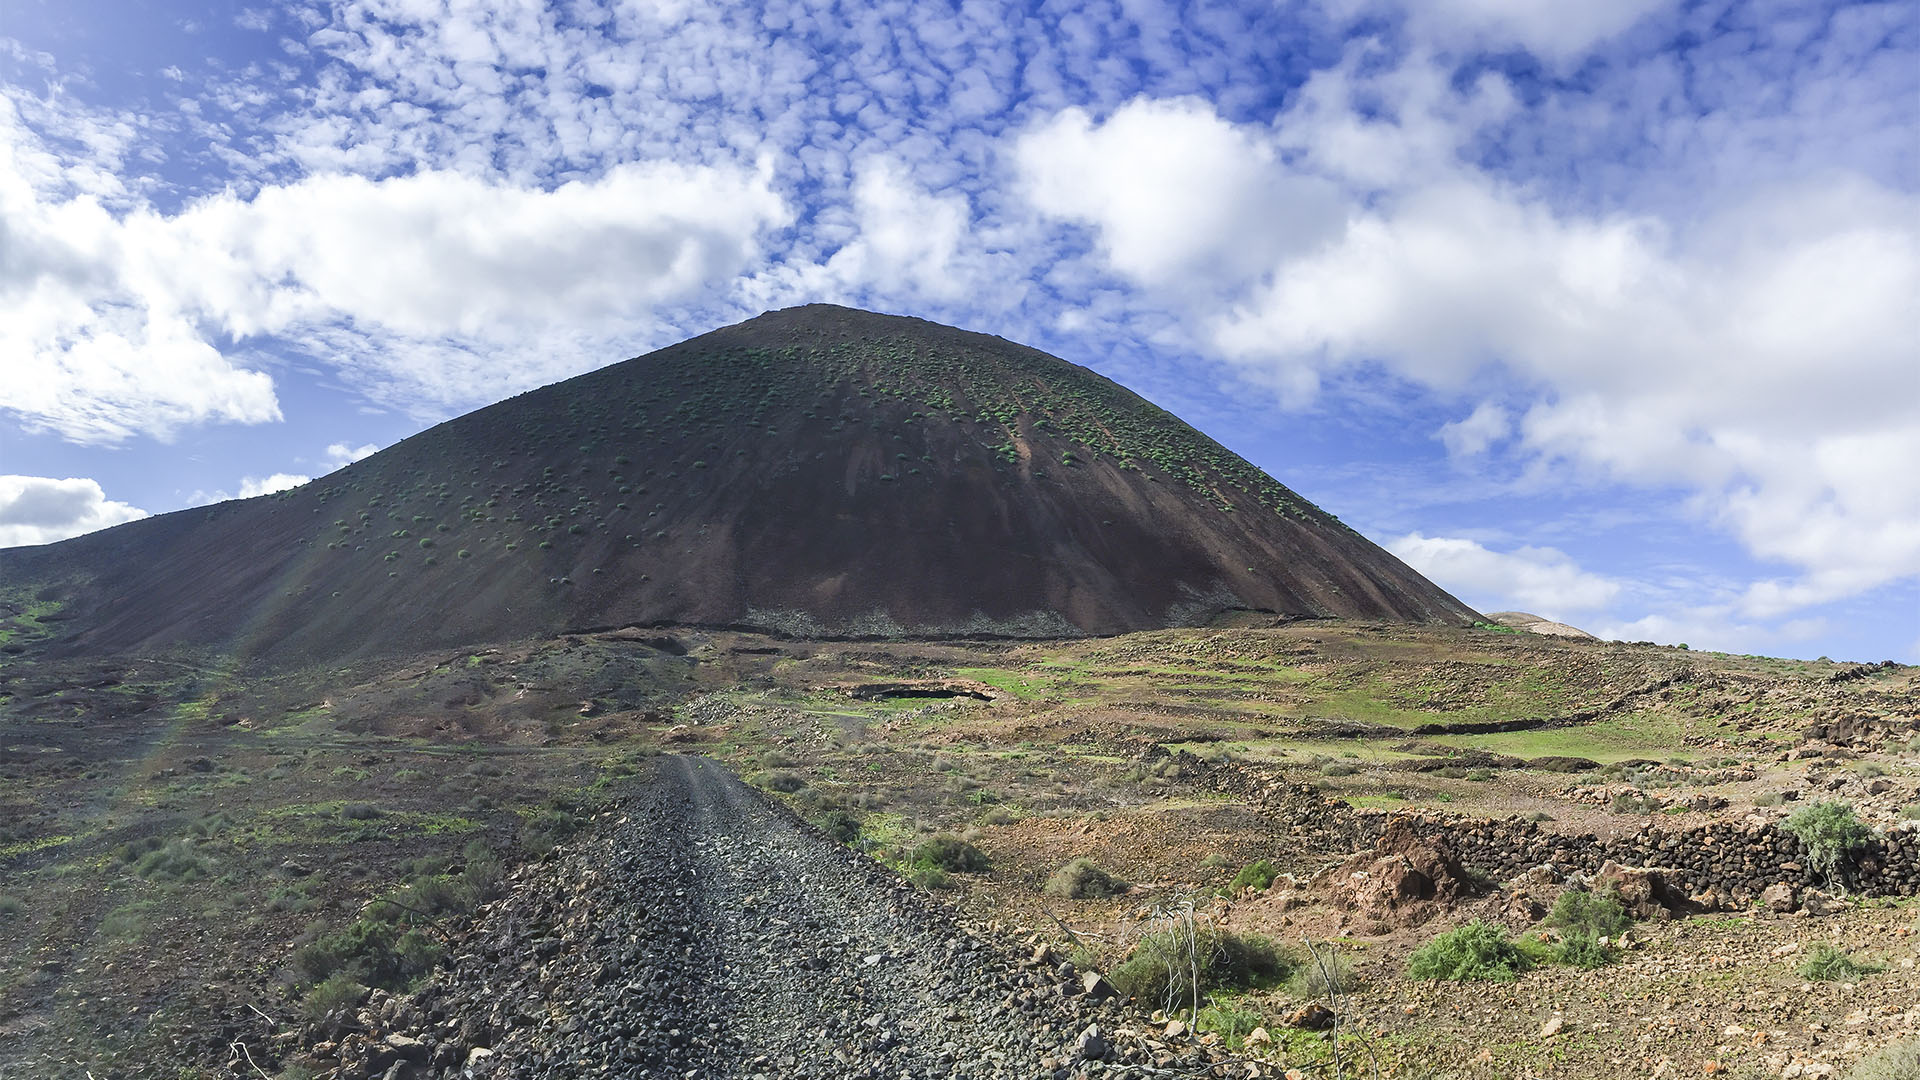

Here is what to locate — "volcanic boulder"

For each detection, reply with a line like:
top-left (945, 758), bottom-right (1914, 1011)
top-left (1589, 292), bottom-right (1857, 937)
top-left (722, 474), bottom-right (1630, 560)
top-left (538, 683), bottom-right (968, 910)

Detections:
top-left (1322, 818), bottom-right (1481, 926)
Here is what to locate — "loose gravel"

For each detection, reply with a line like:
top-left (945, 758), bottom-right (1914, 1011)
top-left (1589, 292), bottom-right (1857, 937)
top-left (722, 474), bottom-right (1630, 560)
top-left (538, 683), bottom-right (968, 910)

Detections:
top-left (314, 755), bottom-right (1228, 1079)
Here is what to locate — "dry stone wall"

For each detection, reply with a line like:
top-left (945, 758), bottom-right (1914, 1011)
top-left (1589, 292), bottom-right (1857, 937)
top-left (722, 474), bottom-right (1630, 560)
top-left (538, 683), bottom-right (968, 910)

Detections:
top-left (1184, 752), bottom-right (1920, 906)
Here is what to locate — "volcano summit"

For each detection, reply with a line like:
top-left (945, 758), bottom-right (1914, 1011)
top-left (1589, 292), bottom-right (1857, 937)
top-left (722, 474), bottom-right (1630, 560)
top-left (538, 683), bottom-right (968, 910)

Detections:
top-left (1, 305), bottom-right (1475, 664)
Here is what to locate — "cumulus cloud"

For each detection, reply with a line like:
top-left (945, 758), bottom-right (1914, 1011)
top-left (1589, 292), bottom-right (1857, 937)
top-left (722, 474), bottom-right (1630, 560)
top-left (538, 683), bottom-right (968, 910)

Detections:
top-left (1586, 609), bottom-right (1829, 657)
top-left (0, 475), bottom-right (148, 547)
top-left (0, 86), bottom-right (792, 437)
top-left (1016, 43), bottom-right (1920, 621)
top-left (1015, 97), bottom-right (1343, 292)
top-left (1439, 402), bottom-right (1510, 458)
top-left (138, 161), bottom-right (789, 340)
top-left (1386, 533), bottom-right (1622, 618)
top-left (323, 442), bottom-right (379, 470)
top-left (824, 159), bottom-right (977, 301)
top-left (238, 473), bottom-right (309, 498)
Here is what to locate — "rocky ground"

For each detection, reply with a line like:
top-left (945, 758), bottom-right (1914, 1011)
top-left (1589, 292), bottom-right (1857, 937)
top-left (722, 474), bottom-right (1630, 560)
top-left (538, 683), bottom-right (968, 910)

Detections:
top-left (5, 623), bottom-right (1918, 1078)
top-left (291, 755), bottom-right (1231, 1080)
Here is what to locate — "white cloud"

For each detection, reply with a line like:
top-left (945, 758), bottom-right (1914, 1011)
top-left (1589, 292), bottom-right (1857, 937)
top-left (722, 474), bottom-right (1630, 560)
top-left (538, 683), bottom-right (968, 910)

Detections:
top-left (1586, 609), bottom-right (1828, 657)
top-left (238, 473), bottom-right (309, 498)
top-left (1324, 0), bottom-right (1674, 62)
top-left (1439, 402), bottom-right (1510, 457)
top-left (1016, 47), bottom-right (1920, 621)
top-left (139, 161), bottom-right (789, 340)
top-left (323, 442), bottom-right (379, 469)
top-left (1386, 533), bottom-right (1622, 618)
top-left (1014, 97), bottom-right (1343, 292)
top-left (0, 85), bottom-right (792, 438)
top-left (824, 158), bottom-right (975, 301)
top-left (0, 96), bottom-right (284, 444)
top-left (0, 475), bottom-right (148, 547)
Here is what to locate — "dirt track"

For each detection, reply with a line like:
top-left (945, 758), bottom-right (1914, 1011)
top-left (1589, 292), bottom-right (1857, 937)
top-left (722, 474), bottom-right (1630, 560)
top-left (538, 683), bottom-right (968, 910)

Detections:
top-left (358, 756), bottom-right (1211, 1079)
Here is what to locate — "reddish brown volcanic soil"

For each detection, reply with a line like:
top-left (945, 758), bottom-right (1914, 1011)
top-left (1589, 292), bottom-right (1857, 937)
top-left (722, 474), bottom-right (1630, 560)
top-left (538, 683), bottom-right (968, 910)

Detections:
top-left (1, 305), bottom-right (1476, 665)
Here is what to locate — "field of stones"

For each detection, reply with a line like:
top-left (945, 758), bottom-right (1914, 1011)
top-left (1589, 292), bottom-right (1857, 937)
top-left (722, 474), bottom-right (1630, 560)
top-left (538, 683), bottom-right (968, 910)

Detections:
top-left (2, 619), bottom-right (1916, 1078)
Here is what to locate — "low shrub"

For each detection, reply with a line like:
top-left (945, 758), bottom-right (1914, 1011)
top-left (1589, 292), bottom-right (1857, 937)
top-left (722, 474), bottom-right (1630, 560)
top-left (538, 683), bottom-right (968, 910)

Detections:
top-left (1610, 791), bottom-right (1659, 815)
top-left (1194, 998), bottom-right (1263, 1049)
top-left (133, 839), bottom-right (213, 881)
top-left (1108, 926), bottom-right (1293, 1010)
top-left (904, 863), bottom-right (953, 890)
top-left (1287, 950), bottom-right (1357, 999)
top-left (759, 770), bottom-right (807, 794)
top-left (1783, 802), bottom-right (1873, 891)
top-left (1553, 930), bottom-right (1615, 969)
top-left (815, 810), bottom-right (861, 844)
top-left (301, 972), bottom-right (368, 1022)
top-left (1798, 943), bottom-right (1882, 982)
top-left (1546, 888), bottom-right (1632, 939)
top-left (1045, 858), bottom-right (1128, 899)
top-left (0, 895), bottom-right (23, 917)
top-left (266, 882), bottom-right (317, 914)
top-left (910, 835), bottom-right (990, 873)
top-left (100, 900), bottom-right (157, 939)
top-left (292, 917), bottom-right (443, 990)
top-left (977, 805), bottom-right (1021, 826)
top-left (1407, 920), bottom-right (1541, 982)
top-left (1846, 1036), bottom-right (1920, 1080)
top-left (1319, 761), bottom-right (1357, 777)
top-left (520, 803), bottom-right (584, 855)
top-left (1225, 859), bottom-right (1279, 895)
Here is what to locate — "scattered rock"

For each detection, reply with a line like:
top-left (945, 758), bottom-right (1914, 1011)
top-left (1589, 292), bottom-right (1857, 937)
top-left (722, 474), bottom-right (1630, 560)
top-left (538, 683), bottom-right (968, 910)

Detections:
top-left (1073, 1023), bottom-right (1110, 1062)
top-left (1284, 1005), bottom-right (1335, 1031)
top-left (1079, 971), bottom-right (1116, 1001)
top-left (1320, 818), bottom-right (1480, 926)
top-left (1592, 861), bottom-right (1695, 920)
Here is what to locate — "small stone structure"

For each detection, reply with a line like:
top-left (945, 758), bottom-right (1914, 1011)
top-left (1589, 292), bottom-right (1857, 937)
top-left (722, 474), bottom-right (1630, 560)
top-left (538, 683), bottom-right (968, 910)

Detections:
top-left (1190, 754), bottom-right (1920, 906)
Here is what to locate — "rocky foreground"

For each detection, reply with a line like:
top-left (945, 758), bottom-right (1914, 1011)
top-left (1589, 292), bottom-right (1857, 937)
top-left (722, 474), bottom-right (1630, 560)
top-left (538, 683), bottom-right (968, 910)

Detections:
top-left (291, 755), bottom-right (1236, 1079)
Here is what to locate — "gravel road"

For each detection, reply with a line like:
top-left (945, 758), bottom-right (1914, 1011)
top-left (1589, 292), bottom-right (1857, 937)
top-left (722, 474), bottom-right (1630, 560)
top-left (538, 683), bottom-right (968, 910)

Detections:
top-left (325, 755), bottom-right (1223, 1080)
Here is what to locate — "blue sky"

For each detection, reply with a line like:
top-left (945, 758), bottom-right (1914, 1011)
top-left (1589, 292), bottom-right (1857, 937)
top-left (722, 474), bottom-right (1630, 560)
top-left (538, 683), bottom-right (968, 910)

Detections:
top-left (1, 0), bottom-right (1915, 661)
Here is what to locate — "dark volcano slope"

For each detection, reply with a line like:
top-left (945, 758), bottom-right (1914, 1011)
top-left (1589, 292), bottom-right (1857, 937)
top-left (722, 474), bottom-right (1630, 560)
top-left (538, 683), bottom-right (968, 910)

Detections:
top-left (1, 305), bottom-right (1476, 665)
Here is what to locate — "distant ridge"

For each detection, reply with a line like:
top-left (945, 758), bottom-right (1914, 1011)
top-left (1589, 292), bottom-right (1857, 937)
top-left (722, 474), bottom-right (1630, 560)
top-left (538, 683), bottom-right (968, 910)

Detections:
top-left (1485, 612), bottom-right (1596, 640)
top-left (0, 305), bottom-right (1479, 665)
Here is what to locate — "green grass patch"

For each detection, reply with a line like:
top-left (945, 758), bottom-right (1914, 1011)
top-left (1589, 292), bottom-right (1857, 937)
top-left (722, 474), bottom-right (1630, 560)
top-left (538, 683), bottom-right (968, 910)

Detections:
top-left (0, 833), bottom-right (74, 859)
top-left (1423, 712), bottom-right (1691, 764)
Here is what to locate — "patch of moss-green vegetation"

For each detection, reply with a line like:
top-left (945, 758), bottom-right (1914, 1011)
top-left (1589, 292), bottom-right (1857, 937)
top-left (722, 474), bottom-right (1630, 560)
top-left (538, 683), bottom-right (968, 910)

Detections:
top-left (954, 667), bottom-right (1050, 701)
top-left (1423, 712), bottom-right (1690, 763)
top-left (245, 802), bottom-right (482, 846)
top-left (0, 833), bottom-right (75, 859)
top-left (0, 584), bottom-right (70, 648)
